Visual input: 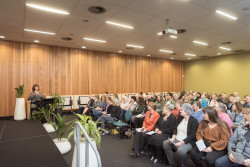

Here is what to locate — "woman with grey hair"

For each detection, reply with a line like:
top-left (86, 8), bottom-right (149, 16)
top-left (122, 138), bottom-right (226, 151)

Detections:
top-left (163, 103), bottom-right (199, 167)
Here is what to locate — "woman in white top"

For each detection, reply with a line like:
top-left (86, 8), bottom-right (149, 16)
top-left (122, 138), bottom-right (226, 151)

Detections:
top-left (163, 103), bottom-right (199, 167)
top-left (208, 93), bottom-right (217, 107)
top-left (120, 96), bottom-right (130, 120)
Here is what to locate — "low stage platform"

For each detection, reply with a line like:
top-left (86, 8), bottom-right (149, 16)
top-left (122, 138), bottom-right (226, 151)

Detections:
top-left (0, 120), bottom-right (68, 167)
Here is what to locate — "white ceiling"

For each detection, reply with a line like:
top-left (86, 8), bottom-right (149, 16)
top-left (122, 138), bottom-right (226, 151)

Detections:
top-left (0, 0), bottom-right (250, 60)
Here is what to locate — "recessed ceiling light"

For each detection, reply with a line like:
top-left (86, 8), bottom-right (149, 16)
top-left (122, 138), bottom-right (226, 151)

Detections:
top-left (34, 40), bottom-right (39, 43)
top-left (219, 46), bottom-right (231, 50)
top-left (170, 35), bottom-right (177, 39)
top-left (82, 46), bottom-right (86, 49)
top-left (157, 32), bottom-right (163, 36)
top-left (147, 54), bottom-right (150, 56)
top-left (216, 10), bottom-right (237, 20)
top-left (83, 37), bottom-right (106, 43)
top-left (170, 57), bottom-right (174, 59)
top-left (0, 36), bottom-right (5, 39)
top-left (159, 49), bottom-right (173, 53)
top-left (106, 21), bottom-right (134, 29)
top-left (24, 29), bottom-right (55, 35)
top-left (126, 44), bottom-right (144, 49)
top-left (187, 58), bottom-right (191, 60)
top-left (118, 51), bottom-right (122, 53)
top-left (26, 3), bottom-right (69, 15)
top-left (217, 53), bottom-right (222, 55)
top-left (185, 53), bottom-right (196, 56)
top-left (193, 40), bottom-right (208, 46)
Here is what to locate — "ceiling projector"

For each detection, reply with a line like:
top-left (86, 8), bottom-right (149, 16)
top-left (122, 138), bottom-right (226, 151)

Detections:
top-left (157, 19), bottom-right (177, 36)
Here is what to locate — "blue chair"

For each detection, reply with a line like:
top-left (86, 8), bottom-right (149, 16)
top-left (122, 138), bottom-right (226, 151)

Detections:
top-left (113, 109), bottom-right (132, 127)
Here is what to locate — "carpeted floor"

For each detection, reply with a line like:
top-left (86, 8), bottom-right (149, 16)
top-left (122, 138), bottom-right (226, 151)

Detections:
top-left (49, 114), bottom-right (196, 167)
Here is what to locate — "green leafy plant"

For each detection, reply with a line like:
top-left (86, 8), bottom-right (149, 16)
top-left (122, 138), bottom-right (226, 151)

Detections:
top-left (32, 107), bottom-right (53, 124)
top-left (51, 93), bottom-right (64, 109)
top-left (52, 113), bottom-right (68, 141)
top-left (67, 114), bottom-right (101, 147)
top-left (15, 84), bottom-right (24, 98)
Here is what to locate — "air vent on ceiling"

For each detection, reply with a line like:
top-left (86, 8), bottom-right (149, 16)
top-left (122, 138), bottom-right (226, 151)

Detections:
top-left (177, 29), bottom-right (187, 34)
top-left (232, 49), bottom-right (247, 53)
top-left (221, 41), bottom-right (231, 45)
top-left (126, 47), bottom-right (134, 49)
top-left (88, 6), bottom-right (106, 14)
top-left (61, 37), bottom-right (72, 41)
top-left (242, 7), bottom-right (250, 11)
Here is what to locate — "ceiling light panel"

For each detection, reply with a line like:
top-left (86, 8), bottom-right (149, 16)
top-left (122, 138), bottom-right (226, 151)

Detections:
top-left (106, 21), bottom-right (134, 29)
top-left (26, 3), bottom-right (69, 15)
top-left (24, 29), bottom-right (55, 35)
top-left (216, 10), bottom-right (237, 20)
top-left (83, 38), bottom-right (106, 43)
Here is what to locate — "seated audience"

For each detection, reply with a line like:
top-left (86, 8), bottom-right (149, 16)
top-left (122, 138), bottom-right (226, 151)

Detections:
top-left (227, 95), bottom-right (235, 112)
top-left (244, 96), bottom-right (250, 108)
top-left (228, 102), bottom-right (244, 126)
top-left (130, 102), bottom-right (160, 157)
top-left (209, 93), bottom-right (217, 107)
top-left (215, 102), bottom-right (233, 134)
top-left (221, 92), bottom-right (228, 105)
top-left (93, 96), bottom-right (110, 119)
top-left (190, 106), bottom-right (230, 167)
top-left (201, 93), bottom-right (208, 108)
top-left (131, 97), bottom-right (146, 121)
top-left (165, 93), bottom-right (176, 108)
top-left (156, 95), bottom-right (164, 114)
top-left (120, 96), bottom-right (130, 118)
top-left (195, 92), bottom-right (201, 101)
top-left (151, 91), bottom-right (157, 102)
top-left (98, 98), bottom-right (121, 135)
top-left (148, 104), bottom-right (176, 164)
top-left (233, 92), bottom-right (241, 102)
top-left (172, 100), bottom-right (182, 119)
top-left (83, 95), bottom-right (101, 116)
top-left (163, 103), bottom-right (199, 167)
top-left (77, 95), bottom-right (94, 114)
top-left (215, 107), bottom-right (250, 167)
top-left (192, 101), bottom-right (203, 123)
top-left (128, 96), bottom-right (137, 112)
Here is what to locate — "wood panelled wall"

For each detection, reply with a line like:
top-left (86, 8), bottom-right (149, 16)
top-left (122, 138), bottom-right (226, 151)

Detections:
top-left (0, 40), bottom-right (184, 117)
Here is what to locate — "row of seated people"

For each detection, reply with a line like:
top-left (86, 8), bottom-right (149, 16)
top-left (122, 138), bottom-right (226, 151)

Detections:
top-left (77, 91), bottom-right (250, 167)
top-left (131, 102), bottom-right (250, 167)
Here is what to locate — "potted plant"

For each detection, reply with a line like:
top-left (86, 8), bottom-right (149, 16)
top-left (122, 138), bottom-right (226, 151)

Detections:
top-left (51, 93), bottom-right (64, 116)
top-left (52, 113), bottom-right (71, 154)
top-left (68, 114), bottom-right (101, 167)
top-left (33, 107), bottom-right (55, 133)
top-left (14, 84), bottom-right (26, 120)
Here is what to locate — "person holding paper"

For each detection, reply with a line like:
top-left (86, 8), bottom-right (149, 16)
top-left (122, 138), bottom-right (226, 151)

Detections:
top-left (215, 107), bottom-right (250, 167)
top-left (190, 106), bottom-right (231, 167)
top-left (130, 102), bottom-right (160, 157)
top-left (163, 103), bottom-right (199, 167)
top-left (148, 104), bottom-right (176, 164)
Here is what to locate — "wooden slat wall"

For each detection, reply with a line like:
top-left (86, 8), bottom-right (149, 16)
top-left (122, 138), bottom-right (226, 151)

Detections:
top-left (0, 40), bottom-right (184, 117)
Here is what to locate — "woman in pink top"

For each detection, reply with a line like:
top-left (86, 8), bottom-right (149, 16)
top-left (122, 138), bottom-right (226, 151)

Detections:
top-left (215, 102), bottom-right (233, 134)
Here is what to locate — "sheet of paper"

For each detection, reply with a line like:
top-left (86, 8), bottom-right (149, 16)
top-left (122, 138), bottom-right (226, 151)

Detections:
top-left (136, 128), bottom-right (142, 132)
top-left (196, 139), bottom-right (206, 152)
top-left (232, 151), bottom-right (244, 164)
top-left (136, 114), bottom-right (142, 118)
top-left (146, 131), bottom-right (155, 135)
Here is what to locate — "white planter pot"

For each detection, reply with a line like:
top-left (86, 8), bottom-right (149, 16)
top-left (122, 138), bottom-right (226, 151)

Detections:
top-left (72, 138), bottom-right (98, 167)
top-left (14, 98), bottom-right (26, 120)
top-left (53, 138), bottom-right (71, 154)
top-left (43, 123), bottom-right (55, 133)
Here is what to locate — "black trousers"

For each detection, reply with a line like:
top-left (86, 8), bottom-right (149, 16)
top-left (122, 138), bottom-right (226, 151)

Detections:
top-left (190, 146), bottom-right (227, 167)
top-left (134, 117), bottom-right (144, 128)
top-left (133, 131), bottom-right (149, 153)
top-left (149, 144), bottom-right (163, 160)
